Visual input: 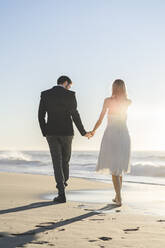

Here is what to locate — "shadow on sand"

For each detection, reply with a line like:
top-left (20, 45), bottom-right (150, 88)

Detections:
top-left (0, 201), bottom-right (54, 215)
top-left (0, 201), bottom-right (119, 248)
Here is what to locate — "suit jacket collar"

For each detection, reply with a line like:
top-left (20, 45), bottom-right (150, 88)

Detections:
top-left (52, 86), bottom-right (69, 92)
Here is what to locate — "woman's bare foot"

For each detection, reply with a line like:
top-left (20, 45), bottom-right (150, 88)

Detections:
top-left (112, 196), bottom-right (122, 205)
top-left (115, 196), bottom-right (122, 206)
top-left (113, 194), bottom-right (122, 206)
top-left (116, 201), bottom-right (122, 206)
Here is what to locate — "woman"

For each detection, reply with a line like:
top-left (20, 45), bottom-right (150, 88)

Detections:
top-left (91, 79), bottom-right (131, 206)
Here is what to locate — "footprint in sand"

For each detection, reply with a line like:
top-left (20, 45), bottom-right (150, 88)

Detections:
top-left (58, 228), bottom-right (65, 231)
top-left (88, 237), bottom-right (112, 243)
top-left (123, 227), bottom-right (140, 233)
top-left (157, 220), bottom-right (165, 222)
top-left (29, 241), bottom-right (49, 244)
top-left (12, 231), bottom-right (36, 236)
top-left (88, 239), bottom-right (98, 242)
top-left (89, 218), bottom-right (104, 221)
top-left (99, 236), bottom-right (112, 241)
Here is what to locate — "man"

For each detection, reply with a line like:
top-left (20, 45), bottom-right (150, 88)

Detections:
top-left (38, 76), bottom-right (91, 203)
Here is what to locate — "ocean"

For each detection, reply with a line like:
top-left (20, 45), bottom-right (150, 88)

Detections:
top-left (0, 150), bottom-right (165, 186)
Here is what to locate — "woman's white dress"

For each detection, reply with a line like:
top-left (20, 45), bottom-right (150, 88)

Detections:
top-left (96, 106), bottom-right (131, 176)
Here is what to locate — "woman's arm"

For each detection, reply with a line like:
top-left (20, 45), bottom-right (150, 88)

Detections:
top-left (91, 98), bottom-right (109, 135)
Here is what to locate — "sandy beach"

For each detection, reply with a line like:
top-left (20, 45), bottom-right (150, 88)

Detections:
top-left (0, 172), bottom-right (165, 248)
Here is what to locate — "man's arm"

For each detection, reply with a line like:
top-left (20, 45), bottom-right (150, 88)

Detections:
top-left (38, 92), bottom-right (47, 137)
top-left (70, 93), bottom-right (86, 136)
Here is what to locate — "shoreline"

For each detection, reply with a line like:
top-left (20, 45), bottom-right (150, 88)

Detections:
top-left (1, 168), bottom-right (165, 187)
top-left (1, 172), bottom-right (165, 247)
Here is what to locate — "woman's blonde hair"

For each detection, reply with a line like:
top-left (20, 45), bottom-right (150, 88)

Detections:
top-left (112, 79), bottom-right (127, 99)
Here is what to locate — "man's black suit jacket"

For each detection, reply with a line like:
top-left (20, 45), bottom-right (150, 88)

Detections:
top-left (38, 86), bottom-right (86, 137)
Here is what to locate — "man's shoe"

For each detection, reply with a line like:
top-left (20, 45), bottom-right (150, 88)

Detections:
top-left (53, 195), bottom-right (66, 203)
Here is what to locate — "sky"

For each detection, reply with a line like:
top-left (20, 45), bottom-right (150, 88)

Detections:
top-left (0, 0), bottom-right (165, 151)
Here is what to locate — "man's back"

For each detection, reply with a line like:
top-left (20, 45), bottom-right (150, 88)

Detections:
top-left (38, 86), bottom-right (86, 136)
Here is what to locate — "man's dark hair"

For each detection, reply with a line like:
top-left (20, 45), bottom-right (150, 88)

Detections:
top-left (57, 75), bottom-right (72, 85)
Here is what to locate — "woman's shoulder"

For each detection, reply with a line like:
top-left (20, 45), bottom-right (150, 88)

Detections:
top-left (104, 97), bottom-right (112, 101)
top-left (102, 97), bottom-right (112, 108)
top-left (104, 96), bottom-right (115, 102)
top-left (104, 97), bottom-right (112, 104)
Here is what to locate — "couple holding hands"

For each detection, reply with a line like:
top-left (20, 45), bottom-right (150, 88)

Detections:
top-left (38, 76), bottom-right (131, 206)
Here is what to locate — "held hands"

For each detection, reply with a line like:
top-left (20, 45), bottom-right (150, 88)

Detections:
top-left (90, 130), bottom-right (95, 137)
top-left (84, 132), bottom-right (92, 139)
top-left (84, 130), bottom-right (96, 139)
